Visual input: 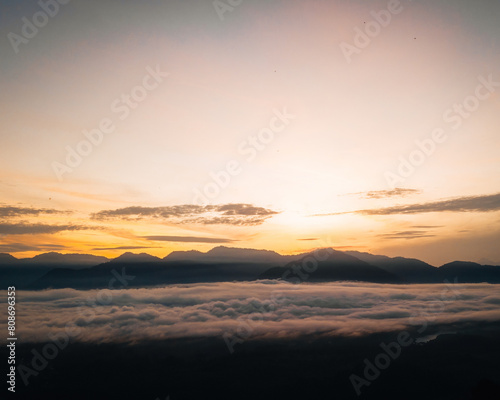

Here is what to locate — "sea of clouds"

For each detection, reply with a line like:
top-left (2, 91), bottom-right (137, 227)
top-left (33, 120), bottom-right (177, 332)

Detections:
top-left (5, 281), bottom-right (500, 343)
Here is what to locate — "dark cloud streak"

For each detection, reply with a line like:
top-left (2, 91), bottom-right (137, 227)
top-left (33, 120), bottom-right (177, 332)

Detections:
top-left (92, 246), bottom-right (161, 251)
top-left (92, 203), bottom-right (278, 226)
top-left (314, 193), bottom-right (500, 217)
top-left (0, 223), bottom-right (91, 235)
top-left (377, 230), bottom-right (436, 240)
top-left (343, 188), bottom-right (422, 199)
top-left (142, 236), bottom-right (235, 243)
top-left (0, 243), bottom-right (67, 252)
top-left (0, 206), bottom-right (71, 218)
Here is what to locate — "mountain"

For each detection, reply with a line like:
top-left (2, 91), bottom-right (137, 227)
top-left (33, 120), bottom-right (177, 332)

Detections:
top-left (0, 253), bottom-right (19, 265)
top-left (29, 259), bottom-right (279, 290)
top-left (8, 247), bottom-right (500, 290)
top-left (27, 252), bottom-right (109, 266)
top-left (345, 251), bottom-right (438, 282)
top-left (30, 249), bottom-right (287, 290)
top-left (437, 261), bottom-right (500, 283)
top-left (164, 250), bottom-right (204, 262)
top-left (111, 252), bottom-right (161, 263)
top-left (260, 249), bottom-right (401, 283)
top-left (0, 252), bottom-right (110, 289)
top-left (164, 246), bottom-right (303, 265)
top-left (0, 252), bottom-right (109, 267)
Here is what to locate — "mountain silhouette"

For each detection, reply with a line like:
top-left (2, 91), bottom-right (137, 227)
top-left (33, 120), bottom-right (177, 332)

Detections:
top-left (437, 261), bottom-right (500, 283)
top-left (164, 246), bottom-right (302, 265)
top-left (29, 252), bottom-right (109, 266)
top-left (0, 253), bottom-right (18, 264)
top-left (28, 248), bottom-right (287, 290)
top-left (260, 249), bottom-right (401, 283)
top-left (345, 251), bottom-right (437, 282)
top-left (111, 252), bottom-right (161, 263)
top-left (0, 252), bottom-right (109, 288)
top-left (2, 247), bottom-right (499, 290)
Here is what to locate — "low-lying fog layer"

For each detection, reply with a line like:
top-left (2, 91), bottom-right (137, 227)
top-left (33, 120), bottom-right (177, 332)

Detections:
top-left (7, 281), bottom-right (500, 343)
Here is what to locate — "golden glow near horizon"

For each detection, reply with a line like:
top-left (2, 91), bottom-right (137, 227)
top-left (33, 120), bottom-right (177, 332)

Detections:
top-left (1, 0), bottom-right (500, 266)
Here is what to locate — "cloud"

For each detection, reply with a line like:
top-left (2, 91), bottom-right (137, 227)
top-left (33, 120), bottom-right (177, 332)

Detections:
top-left (10, 281), bottom-right (500, 344)
top-left (91, 246), bottom-right (161, 251)
top-left (0, 205), bottom-right (71, 218)
top-left (186, 216), bottom-right (272, 226)
top-left (314, 193), bottom-right (500, 217)
top-left (142, 236), bottom-right (236, 243)
top-left (411, 225), bottom-right (443, 229)
top-left (0, 223), bottom-right (90, 235)
top-left (344, 188), bottom-right (422, 199)
top-left (0, 243), bottom-right (67, 252)
top-left (377, 230), bottom-right (436, 240)
top-left (92, 203), bottom-right (279, 226)
top-left (374, 224), bottom-right (442, 240)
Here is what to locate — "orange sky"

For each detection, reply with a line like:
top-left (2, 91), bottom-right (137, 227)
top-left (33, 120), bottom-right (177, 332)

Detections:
top-left (1, 0), bottom-right (500, 266)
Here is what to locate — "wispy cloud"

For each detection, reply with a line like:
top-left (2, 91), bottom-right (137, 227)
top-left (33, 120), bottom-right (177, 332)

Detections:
top-left (0, 205), bottom-right (72, 218)
top-left (314, 193), bottom-right (500, 217)
top-left (142, 236), bottom-right (236, 243)
top-left (0, 243), bottom-right (67, 252)
top-left (343, 188), bottom-right (422, 200)
top-left (91, 246), bottom-right (161, 251)
top-left (377, 230), bottom-right (436, 240)
top-left (92, 203), bottom-right (279, 226)
top-left (410, 225), bottom-right (444, 229)
top-left (0, 223), bottom-right (91, 235)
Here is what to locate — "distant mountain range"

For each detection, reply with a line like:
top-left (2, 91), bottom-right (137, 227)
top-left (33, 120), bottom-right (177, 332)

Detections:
top-left (165, 246), bottom-right (303, 264)
top-left (0, 252), bottom-right (110, 289)
top-left (260, 249), bottom-right (401, 283)
top-left (1, 246), bottom-right (500, 289)
top-left (0, 251), bottom-right (109, 266)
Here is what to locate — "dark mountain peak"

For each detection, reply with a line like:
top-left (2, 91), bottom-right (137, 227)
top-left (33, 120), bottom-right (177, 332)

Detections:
top-left (437, 261), bottom-right (500, 283)
top-left (439, 261), bottom-right (483, 269)
top-left (261, 248), bottom-right (401, 283)
top-left (207, 245), bottom-right (281, 257)
top-left (317, 248), bottom-right (365, 261)
top-left (27, 252), bottom-right (109, 265)
top-left (164, 246), bottom-right (287, 264)
top-left (345, 250), bottom-right (436, 283)
top-left (163, 250), bottom-right (204, 261)
top-left (392, 256), bottom-right (430, 264)
top-left (346, 251), bottom-right (435, 267)
top-left (0, 253), bottom-right (19, 264)
top-left (112, 252), bottom-right (161, 263)
top-left (346, 250), bottom-right (391, 261)
top-left (31, 251), bottom-right (61, 260)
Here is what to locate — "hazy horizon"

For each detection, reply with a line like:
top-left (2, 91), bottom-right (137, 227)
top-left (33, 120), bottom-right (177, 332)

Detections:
top-left (3, 244), bottom-right (500, 268)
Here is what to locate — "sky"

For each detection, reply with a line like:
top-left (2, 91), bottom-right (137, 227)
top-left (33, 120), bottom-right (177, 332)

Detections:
top-left (0, 0), bottom-right (499, 265)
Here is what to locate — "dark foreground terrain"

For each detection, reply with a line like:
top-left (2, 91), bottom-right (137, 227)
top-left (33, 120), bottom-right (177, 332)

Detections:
top-left (5, 324), bottom-right (500, 400)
